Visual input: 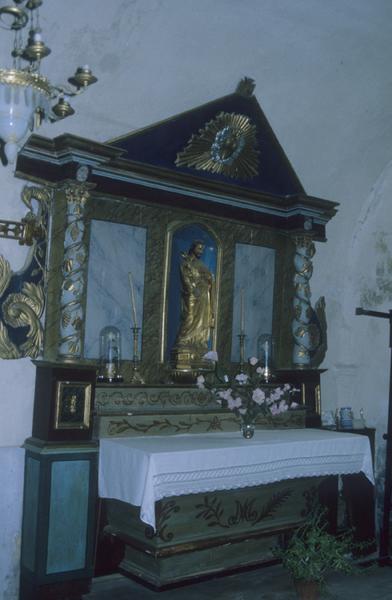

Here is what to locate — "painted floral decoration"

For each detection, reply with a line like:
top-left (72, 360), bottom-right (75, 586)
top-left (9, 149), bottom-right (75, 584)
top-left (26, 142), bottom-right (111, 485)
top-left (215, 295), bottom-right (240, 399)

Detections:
top-left (197, 353), bottom-right (299, 426)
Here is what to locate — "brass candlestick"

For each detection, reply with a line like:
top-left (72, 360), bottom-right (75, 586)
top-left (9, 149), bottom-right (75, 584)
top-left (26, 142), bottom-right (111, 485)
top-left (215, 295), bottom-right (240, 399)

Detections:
top-left (238, 333), bottom-right (246, 373)
top-left (130, 326), bottom-right (144, 384)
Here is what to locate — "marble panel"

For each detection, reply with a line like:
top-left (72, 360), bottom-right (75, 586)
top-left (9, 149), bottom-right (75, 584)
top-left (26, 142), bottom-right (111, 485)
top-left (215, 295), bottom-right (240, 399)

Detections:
top-left (84, 220), bottom-right (146, 360)
top-left (231, 243), bottom-right (275, 361)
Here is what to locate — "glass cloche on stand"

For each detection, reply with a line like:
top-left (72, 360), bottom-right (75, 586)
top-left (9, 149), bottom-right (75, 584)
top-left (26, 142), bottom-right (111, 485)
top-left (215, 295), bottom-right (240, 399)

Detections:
top-left (97, 325), bottom-right (123, 383)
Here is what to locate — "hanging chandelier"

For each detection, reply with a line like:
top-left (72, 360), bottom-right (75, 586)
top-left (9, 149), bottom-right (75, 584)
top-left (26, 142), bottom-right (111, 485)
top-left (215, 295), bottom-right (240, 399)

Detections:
top-left (0, 0), bottom-right (97, 164)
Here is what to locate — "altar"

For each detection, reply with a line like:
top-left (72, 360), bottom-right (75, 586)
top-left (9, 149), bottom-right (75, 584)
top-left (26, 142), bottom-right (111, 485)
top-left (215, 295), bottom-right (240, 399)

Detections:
top-left (98, 428), bottom-right (374, 586)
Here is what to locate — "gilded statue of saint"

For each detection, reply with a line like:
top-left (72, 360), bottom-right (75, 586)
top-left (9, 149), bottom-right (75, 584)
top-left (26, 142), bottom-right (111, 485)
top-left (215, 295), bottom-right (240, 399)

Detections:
top-left (174, 240), bottom-right (215, 363)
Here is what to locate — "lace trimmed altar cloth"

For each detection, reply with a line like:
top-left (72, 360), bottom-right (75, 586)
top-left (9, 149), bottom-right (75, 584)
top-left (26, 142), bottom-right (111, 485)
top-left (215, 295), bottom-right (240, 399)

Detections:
top-left (98, 428), bottom-right (374, 530)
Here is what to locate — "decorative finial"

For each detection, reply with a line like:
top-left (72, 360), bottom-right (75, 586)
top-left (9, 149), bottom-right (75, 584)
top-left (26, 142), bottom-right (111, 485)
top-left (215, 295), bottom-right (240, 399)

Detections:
top-left (235, 77), bottom-right (256, 97)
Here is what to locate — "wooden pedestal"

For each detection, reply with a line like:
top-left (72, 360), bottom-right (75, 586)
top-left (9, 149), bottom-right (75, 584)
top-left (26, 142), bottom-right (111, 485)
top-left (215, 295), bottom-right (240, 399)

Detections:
top-left (20, 362), bottom-right (98, 600)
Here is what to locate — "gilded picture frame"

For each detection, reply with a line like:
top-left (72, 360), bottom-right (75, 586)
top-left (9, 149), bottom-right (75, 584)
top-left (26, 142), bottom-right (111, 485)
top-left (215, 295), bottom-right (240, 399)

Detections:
top-left (54, 381), bottom-right (92, 430)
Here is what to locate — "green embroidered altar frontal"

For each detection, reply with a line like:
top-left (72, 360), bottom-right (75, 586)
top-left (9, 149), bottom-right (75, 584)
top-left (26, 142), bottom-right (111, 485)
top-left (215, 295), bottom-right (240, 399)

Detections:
top-left (104, 476), bottom-right (335, 587)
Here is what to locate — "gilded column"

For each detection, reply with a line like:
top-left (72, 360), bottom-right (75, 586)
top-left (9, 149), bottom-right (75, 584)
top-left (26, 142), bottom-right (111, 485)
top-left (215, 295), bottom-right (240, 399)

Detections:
top-left (292, 236), bottom-right (316, 367)
top-left (58, 182), bottom-right (90, 359)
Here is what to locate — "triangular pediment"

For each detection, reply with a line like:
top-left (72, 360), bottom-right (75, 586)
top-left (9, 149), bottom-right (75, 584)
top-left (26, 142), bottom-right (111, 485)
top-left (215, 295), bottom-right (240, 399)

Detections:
top-left (109, 79), bottom-right (305, 197)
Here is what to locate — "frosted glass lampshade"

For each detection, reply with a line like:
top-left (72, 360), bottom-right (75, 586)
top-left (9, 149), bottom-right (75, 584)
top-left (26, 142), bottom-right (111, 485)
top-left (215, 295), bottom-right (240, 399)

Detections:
top-left (0, 69), bottom-right (51, 163)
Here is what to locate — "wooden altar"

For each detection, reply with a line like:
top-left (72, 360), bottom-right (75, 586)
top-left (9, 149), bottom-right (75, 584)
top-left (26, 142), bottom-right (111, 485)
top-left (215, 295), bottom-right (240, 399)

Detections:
top-left (94, 385), bottom-right (374, 587)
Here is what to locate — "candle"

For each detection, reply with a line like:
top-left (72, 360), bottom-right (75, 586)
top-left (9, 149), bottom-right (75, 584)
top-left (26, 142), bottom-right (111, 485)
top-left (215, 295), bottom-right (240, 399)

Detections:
top-left (240, 288), bottom-right (245, 334)
top-left (128, 272), bottom-right (138, 327)
top-left (264, 340), bottom-right (269, 369)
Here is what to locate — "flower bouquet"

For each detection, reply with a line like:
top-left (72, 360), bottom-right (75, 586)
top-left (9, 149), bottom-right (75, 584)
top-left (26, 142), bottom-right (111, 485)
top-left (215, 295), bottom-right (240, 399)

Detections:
top-left (197, 353), bottom-right (299, 438)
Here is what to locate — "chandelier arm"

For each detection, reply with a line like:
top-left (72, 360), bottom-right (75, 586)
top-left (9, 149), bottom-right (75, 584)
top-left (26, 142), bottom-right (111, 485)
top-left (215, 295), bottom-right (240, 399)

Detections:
top-left (50, 83), bottom-right (86, 98)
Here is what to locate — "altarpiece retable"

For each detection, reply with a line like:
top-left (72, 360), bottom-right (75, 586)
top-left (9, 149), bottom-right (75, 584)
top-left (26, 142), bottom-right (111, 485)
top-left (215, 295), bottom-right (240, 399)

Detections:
top-left (13, 79), bottom-right (366, 597)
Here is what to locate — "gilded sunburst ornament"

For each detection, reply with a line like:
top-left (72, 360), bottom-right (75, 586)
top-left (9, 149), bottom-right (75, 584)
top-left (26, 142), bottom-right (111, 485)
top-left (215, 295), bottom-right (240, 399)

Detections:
top-left (175, 112), bottom-right (259, 180)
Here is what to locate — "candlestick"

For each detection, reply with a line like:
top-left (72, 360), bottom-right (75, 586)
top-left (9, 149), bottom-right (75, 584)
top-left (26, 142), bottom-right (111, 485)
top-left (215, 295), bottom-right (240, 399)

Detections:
top-left (238, 333), bottom-right (246, 373)
top-left (129, 325), bottom-right (144, 384)
top-left (128, 272), bottom-right (138, 327)
top-left (240, 288), bottom-right (245, 334)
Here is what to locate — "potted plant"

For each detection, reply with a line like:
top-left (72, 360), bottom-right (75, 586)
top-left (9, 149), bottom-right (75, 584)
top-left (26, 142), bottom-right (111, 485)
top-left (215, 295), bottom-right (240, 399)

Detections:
top-left (273, 509), bottom-right (360, 600)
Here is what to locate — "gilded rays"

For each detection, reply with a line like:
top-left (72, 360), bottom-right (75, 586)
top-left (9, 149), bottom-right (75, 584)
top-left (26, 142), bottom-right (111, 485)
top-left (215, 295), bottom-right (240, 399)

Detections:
top-left (175, 112), bottom-right (259, 180)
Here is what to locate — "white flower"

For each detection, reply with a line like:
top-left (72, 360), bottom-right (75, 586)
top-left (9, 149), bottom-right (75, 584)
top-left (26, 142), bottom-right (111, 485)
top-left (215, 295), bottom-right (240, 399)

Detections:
top-left (249, 356), bottom-right (258, 366)
top-left (290, 402), bottom-right (299, 408)
top-left (196, 375), bottom-right (205, 389)
top-left (235, 373), bottom-right (248, 383)
top-left (203, 351), bottom-right (218, 362)
top-left (256, 366), bottom-right (264, 375)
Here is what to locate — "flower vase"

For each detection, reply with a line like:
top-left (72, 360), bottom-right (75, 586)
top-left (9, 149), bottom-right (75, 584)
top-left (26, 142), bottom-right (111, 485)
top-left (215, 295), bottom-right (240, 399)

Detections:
top-left (240, 419), bottom-right (255, 439)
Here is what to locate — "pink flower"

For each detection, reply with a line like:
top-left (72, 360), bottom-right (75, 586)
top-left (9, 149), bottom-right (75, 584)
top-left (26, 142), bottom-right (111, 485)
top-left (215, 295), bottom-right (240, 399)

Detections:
top-left (228, 396), bottom-right (242, 410)
top-left (252, 387), bottom-right (266, 405)
top-left (269, 387), bottom-right (284, 402)
top-left (278, 400), bottom-right (288, 413)
top-left (196, 375), bottom-right (205, 389)
top-left (249, 356), bottom-right (258, 366)
top-left (218, 388), bottom-right (233, 401)
top-left (235, 373), bottom-right (248, 383)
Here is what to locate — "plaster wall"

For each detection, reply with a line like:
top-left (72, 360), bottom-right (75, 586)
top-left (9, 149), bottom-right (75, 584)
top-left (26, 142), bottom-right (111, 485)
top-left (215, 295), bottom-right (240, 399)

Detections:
top-left (1, 0), bottom-right (392, 596)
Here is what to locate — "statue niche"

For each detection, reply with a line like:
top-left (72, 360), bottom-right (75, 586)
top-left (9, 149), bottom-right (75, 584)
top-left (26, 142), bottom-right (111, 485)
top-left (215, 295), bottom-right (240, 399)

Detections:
top-left (169, 226), bottom-right (217, 381)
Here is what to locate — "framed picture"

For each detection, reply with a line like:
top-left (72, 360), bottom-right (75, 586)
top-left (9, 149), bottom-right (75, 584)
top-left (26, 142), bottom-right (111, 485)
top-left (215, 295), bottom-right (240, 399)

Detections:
top-left (54, 381), bottom-right (92, 430)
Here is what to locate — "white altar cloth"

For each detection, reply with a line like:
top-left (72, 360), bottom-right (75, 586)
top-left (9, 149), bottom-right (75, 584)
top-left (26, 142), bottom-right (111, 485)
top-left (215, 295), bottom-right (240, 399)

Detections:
top-left (98, 428), bottom-right (374, 530)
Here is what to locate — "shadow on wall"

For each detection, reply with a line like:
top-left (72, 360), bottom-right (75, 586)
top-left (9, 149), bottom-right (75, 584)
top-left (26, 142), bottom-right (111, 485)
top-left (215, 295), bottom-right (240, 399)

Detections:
top-left (348, 159), bottom-right (392, 531)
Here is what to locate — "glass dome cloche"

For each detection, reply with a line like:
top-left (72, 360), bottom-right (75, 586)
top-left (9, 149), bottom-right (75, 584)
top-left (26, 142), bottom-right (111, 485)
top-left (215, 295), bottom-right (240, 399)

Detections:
top-left (97, 325), bottom-right (123, 383)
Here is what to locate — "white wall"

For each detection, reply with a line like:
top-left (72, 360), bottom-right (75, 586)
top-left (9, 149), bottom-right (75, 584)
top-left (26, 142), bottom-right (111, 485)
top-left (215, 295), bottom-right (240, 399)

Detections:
top-left (1, 0), bottom-right (392, 595)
